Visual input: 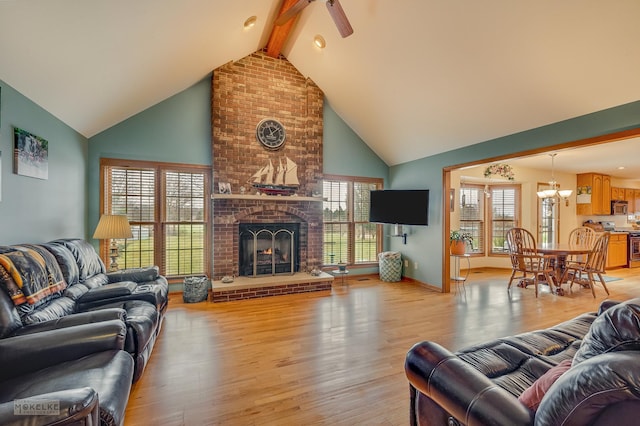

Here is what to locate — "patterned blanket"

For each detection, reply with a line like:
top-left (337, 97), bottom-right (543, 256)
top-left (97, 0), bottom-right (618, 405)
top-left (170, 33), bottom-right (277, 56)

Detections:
top-left (0, 244), bottom-right (67, 306)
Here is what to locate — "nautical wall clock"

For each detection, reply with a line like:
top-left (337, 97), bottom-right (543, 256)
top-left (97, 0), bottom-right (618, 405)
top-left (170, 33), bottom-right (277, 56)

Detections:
top-left (256, 118), bottom-right (286, 150)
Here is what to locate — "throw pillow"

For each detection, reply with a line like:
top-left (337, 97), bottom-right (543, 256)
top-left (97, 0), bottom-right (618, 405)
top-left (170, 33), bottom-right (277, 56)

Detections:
top-left (518, 359), bottom-right (572, 411)
top-left (573, 297), bottom-right (640, 365)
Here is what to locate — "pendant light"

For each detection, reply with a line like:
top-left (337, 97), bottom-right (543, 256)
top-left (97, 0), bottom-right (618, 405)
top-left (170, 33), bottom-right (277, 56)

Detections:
top-left (536, 153), bottom-right (573, 206)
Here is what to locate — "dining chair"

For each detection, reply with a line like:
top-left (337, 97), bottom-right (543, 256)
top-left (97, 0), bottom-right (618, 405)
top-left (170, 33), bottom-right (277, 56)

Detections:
top-left (505, 227), bottom-right (556, 297)
top-left (566, 226), bottom-right (596, 267)
top-left (568, 226), bottom-right (597, 246)
top-left (561, 231), bottom-right (611, 298)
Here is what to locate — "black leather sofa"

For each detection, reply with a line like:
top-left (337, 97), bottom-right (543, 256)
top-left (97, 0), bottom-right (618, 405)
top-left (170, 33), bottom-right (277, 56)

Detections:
top-left (0, 238), bottom-right (169, 425)
top-left (405, 298), bottom-right (640, 425)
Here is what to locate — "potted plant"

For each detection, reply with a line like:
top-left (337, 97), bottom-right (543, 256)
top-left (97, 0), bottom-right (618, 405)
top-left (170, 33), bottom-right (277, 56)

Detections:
top-left (450, 230), bottom-right (473, 255)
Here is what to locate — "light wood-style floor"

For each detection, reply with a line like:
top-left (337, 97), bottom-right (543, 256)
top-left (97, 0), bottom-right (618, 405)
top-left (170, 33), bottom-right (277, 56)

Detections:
top-left (124, 267), bottom-right (640, 425)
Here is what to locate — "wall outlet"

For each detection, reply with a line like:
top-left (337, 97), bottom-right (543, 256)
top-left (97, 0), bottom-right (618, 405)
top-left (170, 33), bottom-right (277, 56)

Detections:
top-left (414, 262), bottom-right (419, 270)
top-left (404, 260), bottom-right (409, 267)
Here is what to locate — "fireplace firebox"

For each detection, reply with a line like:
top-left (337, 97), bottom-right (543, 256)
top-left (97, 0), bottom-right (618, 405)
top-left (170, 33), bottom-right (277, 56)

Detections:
top-left (239, 223), bottom-right (300, 277)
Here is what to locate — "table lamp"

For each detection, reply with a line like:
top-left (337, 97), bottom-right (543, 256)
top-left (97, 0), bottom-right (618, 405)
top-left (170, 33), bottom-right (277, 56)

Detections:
top-left (93, 214), bottom-right (133, 272)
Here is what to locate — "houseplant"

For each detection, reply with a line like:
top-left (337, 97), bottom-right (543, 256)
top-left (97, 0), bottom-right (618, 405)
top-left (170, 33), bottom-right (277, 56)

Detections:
top-left (450, 230), bottom-right (473, 255)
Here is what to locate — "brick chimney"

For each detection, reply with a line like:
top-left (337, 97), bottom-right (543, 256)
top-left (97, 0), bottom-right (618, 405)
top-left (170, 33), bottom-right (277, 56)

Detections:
top-left (211, 51), bottom-right (324, 279)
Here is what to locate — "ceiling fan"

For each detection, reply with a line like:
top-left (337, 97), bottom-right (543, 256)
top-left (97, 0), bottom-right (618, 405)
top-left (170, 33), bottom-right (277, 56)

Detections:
top-left (275, 0), bottom-right (354, 38)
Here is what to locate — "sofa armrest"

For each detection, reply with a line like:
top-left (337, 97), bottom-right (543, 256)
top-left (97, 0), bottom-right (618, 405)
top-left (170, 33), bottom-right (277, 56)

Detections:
top-left (77, 281), bottom-right (137, 303)
top-left (0, 387), bottom-right (98, 426)
top-left (11, 308), bottom-right (127, 337)
top-left (0, 320), bottom-right (127, 382)
top-left (405, 341), bottom-right (533, 426)
top-left (107, 266), bottom-right (159, 283)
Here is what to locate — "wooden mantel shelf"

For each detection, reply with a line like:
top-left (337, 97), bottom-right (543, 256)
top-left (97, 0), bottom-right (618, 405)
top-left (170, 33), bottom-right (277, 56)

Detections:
top-left (211, 193), bottom-right (324, 202)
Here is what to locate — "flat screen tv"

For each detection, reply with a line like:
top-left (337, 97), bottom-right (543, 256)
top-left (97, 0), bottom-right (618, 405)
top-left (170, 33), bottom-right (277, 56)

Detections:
top-left (369, 190), bottom-right (429, 226)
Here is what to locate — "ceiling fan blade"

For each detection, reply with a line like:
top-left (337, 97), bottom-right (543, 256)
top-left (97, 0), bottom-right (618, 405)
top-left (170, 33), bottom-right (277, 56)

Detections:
top-left (275, 0), bottom-right (314, 26)
top-left (326, 0), bottom-right (353, 38)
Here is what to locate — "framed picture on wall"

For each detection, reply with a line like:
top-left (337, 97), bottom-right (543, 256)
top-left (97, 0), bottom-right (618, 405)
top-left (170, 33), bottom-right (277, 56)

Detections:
top-left (13, 127), bottom-right (49, 180)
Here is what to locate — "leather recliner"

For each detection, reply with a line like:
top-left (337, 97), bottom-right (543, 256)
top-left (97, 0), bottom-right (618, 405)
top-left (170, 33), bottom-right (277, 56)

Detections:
top-left (0, 320), bottom-right (133, 426)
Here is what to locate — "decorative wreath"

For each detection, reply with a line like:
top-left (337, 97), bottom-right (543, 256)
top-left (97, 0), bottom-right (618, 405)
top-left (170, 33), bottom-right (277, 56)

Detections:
top-left (483, 163), bottom-right (515, 181)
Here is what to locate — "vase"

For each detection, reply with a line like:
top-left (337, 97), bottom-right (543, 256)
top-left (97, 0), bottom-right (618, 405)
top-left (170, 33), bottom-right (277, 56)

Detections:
top-left (450, 241), bottom-right (466, 255)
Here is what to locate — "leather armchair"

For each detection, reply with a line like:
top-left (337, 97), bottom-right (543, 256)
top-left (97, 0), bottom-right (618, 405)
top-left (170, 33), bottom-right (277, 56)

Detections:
top-left (0, 321), bottom-right (133, 426)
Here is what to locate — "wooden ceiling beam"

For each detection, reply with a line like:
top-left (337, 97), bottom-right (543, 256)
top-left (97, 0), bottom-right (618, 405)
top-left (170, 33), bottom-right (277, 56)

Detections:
top-left (266, 0), bottom-right (300, 58)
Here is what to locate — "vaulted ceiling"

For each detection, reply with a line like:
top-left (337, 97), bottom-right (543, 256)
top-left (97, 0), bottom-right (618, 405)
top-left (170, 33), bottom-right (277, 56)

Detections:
top-left (1, 1), bottom-right (639, 167)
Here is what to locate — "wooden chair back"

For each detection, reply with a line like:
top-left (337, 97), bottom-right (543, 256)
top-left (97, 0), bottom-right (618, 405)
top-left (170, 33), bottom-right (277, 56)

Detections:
top-left (506, 228), bottom-right (537, 255)
top-left (568, 227), bottom-right (596, 247)
top-left (586, 232), bottom-right (610, 274)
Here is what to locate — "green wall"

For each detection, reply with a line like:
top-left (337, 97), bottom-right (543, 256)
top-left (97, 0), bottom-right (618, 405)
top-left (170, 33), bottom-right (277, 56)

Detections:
top-left (0, 79), bottom-right (88, 244)
top-left (323, 102), bottom-right (389, 183)
top-left (389, 100), bottom-right (640, 288)
top-left (88, 76), bottom-right (213, 238)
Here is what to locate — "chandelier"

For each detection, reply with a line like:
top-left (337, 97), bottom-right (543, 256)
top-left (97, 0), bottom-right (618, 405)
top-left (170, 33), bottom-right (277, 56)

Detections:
top-left (536, 153), bottom-right (573, 206)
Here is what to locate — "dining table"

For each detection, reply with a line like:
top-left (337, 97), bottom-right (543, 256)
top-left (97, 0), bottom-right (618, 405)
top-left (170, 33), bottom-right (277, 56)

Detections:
top-left (537, 242), bottom-right (592, 295)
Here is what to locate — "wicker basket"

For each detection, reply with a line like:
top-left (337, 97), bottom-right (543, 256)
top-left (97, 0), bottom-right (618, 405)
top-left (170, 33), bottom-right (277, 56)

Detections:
top-left (378, 251), bottom-right (402, 282)
top-left (183, 276), bottom-right (210, 303)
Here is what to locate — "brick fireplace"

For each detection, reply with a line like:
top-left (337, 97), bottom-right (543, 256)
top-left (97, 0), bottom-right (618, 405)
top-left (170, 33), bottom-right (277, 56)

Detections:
top-left (211, 50), bottom-right (324, 281)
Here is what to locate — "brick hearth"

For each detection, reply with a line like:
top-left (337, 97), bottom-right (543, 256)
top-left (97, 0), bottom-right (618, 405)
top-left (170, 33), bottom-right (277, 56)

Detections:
top-left (211, 272), bottom-right (334, 303)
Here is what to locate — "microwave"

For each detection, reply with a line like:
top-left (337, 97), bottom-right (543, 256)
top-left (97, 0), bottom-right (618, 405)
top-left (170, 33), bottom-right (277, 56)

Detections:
top-left (611, 200), bottom-right (628, 215)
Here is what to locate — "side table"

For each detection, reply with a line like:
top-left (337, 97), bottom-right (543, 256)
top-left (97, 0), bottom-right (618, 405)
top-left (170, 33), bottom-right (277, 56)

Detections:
top-left (332, 269), bottom-right (349, 286)
top-left (451, 254), bottom-right (470, 293)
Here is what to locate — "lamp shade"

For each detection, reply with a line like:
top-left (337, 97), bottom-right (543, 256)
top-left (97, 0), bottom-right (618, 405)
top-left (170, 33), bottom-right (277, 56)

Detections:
top-left (93, 215), bottom-right (133, 239)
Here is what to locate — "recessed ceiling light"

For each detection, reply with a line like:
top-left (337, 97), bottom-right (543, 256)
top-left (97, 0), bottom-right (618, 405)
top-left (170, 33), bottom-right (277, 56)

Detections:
top-left (313, 35), bottom-right (326, 49)
top-left (618, 166), bottom-right (625, 170)
top-left (244, 16), bottom-right (257, 29)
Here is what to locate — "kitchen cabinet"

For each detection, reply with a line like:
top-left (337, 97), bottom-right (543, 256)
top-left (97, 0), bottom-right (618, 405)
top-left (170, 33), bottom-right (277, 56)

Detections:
top-left (606, 233), bottom-right (628, 269)
top-left (623, 188), bottom-right (640, 213)
top-left (577, 173), bottom-right (611, 215)
top-left (611, 187), bottom-right (626, 201)
top-left (625, 188), bottom-right (634, 206)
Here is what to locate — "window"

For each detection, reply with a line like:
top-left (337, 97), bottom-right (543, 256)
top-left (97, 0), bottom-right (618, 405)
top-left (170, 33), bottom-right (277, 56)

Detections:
top-left (100, 159), bottom-right (211, 278)
top-left (460, 183), bottom-right (520, 255)
top-left (489, 185), bottom-right (519, 254)
top-left (459, 185), bottom-right (485, 254)
top-left (322, 175), bottom-right (382, 266)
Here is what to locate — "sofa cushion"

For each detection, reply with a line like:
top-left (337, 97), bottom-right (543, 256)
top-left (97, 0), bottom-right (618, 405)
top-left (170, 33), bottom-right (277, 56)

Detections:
top-left (573, 298), bottom-right (640, 365)
top-left (517, 358), bottom-right (572, 411)
top-left (20, 297), bottom-right (76, 325)
top-left (83, 273), bottom-right (109, 289)
top-left (41, 242), bottom-right (80, 285)
top-left (536, 352), bottom-right (640, 426)
top-left (63, 283), bottom-right (90, 301)
top-left (48, 239), bottom-right (105, 282)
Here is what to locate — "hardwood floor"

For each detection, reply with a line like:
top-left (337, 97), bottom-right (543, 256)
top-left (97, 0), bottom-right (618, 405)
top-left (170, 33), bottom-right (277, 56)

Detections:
top-left (124, 268), bottom-right (640, 425)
